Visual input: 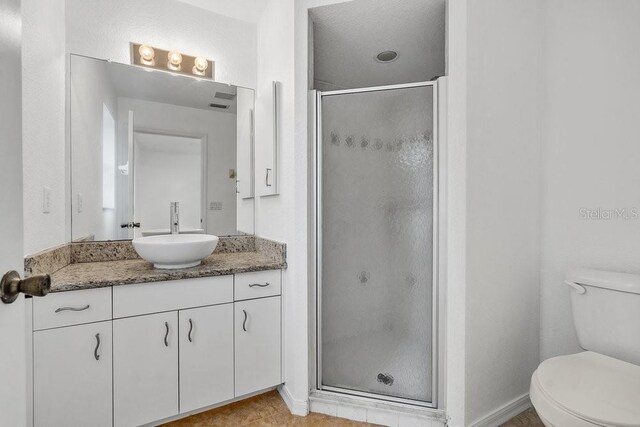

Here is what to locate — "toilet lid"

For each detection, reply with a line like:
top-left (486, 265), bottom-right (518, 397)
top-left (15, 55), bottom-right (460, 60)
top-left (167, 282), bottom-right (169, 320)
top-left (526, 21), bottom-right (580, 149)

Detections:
top-left (536, 351), bottom-right (640, 426)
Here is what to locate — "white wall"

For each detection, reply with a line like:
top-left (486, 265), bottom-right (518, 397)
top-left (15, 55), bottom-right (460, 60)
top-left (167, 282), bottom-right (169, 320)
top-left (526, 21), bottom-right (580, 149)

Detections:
top-left (539, 0), bottom-right (640, 361)
top-left (22, 0), bottom-right (66, 255)
top-left (444, 0), bottom-right (467, 424)
top-left (464, 1), bottom-right (542, 424)
top-left (254, 0), bottom-right (303, 412)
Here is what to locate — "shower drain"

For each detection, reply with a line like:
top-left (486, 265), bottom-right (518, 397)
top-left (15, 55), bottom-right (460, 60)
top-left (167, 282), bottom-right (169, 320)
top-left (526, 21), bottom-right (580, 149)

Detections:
top-left (377, 373), bottom-right (394, 386)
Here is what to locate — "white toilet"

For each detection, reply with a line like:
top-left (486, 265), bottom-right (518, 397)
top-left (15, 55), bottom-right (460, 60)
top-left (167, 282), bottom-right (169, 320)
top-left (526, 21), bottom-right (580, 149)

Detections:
top-left (530, 269), bottom-right (640, 426)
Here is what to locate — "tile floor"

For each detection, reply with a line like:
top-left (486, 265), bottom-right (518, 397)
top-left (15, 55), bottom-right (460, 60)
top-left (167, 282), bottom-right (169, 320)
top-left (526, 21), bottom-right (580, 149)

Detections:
top-left (163, 391), bottom-right (544, 426)
top-left (163, 391), bottom-right (379, 426)
top-left (500, 408), bottom-right (545, 427)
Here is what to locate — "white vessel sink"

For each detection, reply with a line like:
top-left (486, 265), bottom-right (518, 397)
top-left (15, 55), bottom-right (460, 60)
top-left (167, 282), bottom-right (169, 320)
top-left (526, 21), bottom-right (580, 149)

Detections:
top-left (132, 234), bottom-right (219, 269)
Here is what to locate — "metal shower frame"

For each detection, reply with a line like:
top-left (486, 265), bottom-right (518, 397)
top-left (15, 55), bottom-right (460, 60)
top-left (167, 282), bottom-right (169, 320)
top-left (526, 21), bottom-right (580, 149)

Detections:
top-left (314, 80), bottom-right (441, 408)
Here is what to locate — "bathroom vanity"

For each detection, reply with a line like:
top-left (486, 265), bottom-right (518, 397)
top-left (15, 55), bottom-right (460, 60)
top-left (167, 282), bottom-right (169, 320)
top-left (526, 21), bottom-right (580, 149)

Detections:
top-left (25, 239), bottom-right (286, 427)
top-left (21, 49), bottom-right (288, 426)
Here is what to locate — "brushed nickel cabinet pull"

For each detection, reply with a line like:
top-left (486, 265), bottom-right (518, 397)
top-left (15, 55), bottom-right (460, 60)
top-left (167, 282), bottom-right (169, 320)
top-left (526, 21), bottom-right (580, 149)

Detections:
top-left (94, 333), bottom-right (100, 361)
top-left (164, 322), bottom-right (169, 347)
top-left (266, 168), bottom-right (272, 187)
top-left (188, 318), bottom-right (194, 343)
top-left (55, 304), bottom-right (90, 313)
top-left (248, 282), bottom-right (270, 288)
top-left (242, 310), bottom-right (248, 332)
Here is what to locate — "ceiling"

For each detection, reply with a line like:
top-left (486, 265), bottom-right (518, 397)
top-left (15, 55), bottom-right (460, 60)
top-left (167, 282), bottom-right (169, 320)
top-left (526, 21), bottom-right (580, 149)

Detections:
top-left (310, 0), bottom-right (446, 90)
top-left (174, 0), bottom-right (267, 23)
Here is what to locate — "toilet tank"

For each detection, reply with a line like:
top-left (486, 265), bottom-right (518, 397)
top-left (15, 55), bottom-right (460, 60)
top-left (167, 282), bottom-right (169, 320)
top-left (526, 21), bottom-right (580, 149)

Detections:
top-left (566, 269), bottom-right (640, 365)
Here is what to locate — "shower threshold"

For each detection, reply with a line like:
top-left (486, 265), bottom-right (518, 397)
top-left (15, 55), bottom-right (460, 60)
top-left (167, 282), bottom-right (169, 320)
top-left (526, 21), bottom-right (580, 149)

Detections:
top-left (309, 389), bottom-right (446, 424)
top-left (321, 385), bottom-right (433, 408)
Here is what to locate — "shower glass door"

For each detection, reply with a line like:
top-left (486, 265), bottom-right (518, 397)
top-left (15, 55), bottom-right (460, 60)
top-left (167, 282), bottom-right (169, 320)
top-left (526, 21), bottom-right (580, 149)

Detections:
top-left (317, 82), bottom-right (437, 405)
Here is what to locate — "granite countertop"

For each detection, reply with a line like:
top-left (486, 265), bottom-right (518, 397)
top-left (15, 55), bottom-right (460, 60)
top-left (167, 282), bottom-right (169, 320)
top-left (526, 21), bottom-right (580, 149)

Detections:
top-left (51, 251), bottom-right (285, 292)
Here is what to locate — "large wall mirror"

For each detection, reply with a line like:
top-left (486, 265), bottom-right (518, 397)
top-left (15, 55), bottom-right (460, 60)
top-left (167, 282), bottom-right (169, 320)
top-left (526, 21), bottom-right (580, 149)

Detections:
top-left (70, 54), bottom-right (255, 242)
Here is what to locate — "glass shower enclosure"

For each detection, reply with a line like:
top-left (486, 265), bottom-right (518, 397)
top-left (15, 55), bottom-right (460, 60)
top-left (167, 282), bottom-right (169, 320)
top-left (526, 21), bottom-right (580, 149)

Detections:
top-left (316, 81), bottom-right (439, 406)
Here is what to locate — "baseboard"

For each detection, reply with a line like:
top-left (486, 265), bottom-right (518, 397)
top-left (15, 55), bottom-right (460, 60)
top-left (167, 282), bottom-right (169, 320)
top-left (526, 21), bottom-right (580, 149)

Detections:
top-left (469, 393), bottom-right (531, 427)
top-left (278, 384), bottom-right (309, 416)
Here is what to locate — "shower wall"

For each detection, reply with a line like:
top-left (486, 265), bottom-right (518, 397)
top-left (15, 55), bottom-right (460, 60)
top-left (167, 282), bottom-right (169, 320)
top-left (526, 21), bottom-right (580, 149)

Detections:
top-left (320, 85), bottom-right (435, 403)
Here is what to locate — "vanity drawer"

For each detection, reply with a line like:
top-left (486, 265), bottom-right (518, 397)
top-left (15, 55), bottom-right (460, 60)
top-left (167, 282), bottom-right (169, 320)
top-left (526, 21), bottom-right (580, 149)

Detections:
top-left (234, 270), bottom-right (281, 301)
top-left (113, 276), bottom-right (233, 318)
top-left (33, 287), bottom-right (112, 331)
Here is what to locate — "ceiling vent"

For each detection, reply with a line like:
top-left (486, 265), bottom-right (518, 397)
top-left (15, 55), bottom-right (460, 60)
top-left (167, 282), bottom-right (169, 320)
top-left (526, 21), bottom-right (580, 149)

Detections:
top-left (214, 92), bottom-right (236, 101)
top-left (209, 103), bottom-right (230, 110)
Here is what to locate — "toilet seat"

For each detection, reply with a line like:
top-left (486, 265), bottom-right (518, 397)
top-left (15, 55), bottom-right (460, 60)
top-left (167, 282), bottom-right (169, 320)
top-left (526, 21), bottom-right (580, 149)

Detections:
top-left (530, 351), bottom-right (640, 427)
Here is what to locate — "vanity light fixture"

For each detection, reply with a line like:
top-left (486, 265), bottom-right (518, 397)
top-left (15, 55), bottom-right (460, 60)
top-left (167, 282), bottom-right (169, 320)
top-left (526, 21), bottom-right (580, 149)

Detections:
top-left (138, 44), bottom-right (155, 66)
top-left (130, 43), bottom-right (214, 79)
top-left (193, 56), bottom-right (208, 76)
top-left (167, 50), bottom-right (183, 71)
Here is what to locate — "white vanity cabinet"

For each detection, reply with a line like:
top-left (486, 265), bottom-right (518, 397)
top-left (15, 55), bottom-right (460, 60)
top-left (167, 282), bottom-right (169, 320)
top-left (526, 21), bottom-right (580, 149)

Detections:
top-left (179, 304), bottom-right (234, 413)
top-left (30, 269), bottom-right (282, 427)
top-left (113, 312), bottom-right (179, 427)
top-left (235, 296), bottom-right (282, 396)
top-left (33, 321), bottom-right (112, 427)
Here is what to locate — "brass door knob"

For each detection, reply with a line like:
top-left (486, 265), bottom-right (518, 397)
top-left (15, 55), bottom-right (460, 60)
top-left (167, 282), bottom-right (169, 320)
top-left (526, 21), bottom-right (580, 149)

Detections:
top-left (1, 270), bottom-right (51, 304)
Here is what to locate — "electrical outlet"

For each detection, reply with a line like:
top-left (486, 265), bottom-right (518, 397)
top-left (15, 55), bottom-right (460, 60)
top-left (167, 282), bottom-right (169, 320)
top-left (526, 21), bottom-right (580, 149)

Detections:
top-left (77, 193), bottom-right (83, 213)
top-left (42, 186), bottom-right (51, 214)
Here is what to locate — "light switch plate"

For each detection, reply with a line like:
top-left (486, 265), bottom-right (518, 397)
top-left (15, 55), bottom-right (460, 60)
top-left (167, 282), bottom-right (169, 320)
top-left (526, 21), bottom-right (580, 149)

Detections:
top-left (42, 186), bottom-right (51, 214)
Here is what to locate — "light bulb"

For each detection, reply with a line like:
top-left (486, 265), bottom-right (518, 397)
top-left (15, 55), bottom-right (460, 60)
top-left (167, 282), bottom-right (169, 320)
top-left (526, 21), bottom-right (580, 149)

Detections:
top-left (192, 56), bottom-right (208, 75)
top-left (138, 44), bottom-right (155, 65)
top-left (167, 50), bottom-right (182, 71)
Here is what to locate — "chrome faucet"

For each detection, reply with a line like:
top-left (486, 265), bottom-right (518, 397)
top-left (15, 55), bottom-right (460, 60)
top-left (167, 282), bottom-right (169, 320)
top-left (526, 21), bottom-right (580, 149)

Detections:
top-left (170, 202), bottom-right (179, 234)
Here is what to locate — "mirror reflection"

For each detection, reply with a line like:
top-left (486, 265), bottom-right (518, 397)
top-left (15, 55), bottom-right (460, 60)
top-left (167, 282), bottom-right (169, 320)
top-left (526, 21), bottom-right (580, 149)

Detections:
top-left (70, 54), bottom-right (255, 241)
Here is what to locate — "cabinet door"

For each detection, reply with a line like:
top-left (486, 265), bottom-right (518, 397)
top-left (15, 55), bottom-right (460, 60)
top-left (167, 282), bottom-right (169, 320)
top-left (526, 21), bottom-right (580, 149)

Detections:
top-left (33, 321), bottom-right (112, 427)
top-left (255, 81), bottom-right (279, 196)
top-left (235, 296), bottom-right (281, 396)
top-left (179, 304), bottom-right (234, 413)
top-left (113, 312), bottom-right (178, 427)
